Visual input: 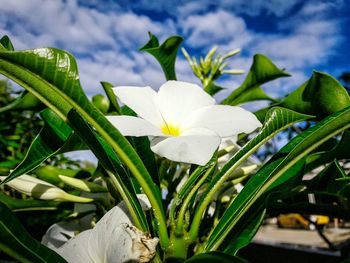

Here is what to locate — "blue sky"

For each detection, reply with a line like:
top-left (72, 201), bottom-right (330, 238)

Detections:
top-left (0, 0), bottom-right (349, 102)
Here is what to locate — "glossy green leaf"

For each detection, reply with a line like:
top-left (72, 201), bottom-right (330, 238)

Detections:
top-left (121, 106), bottom-right (160, 186)
top-left (0, 192), bottom-right (67, 211)
top-left (205, 105), bottom-right (350, 251)
top-left (140, 32), bottom-right (183, 80)
top-left (67, 109), bottom-right (149, 231)
top-left (100, 81), bottom-right (121, 114)
top-left (132, 136), bottom-right (159, 185)
top-left (0, 201), bottom-right (67, 262)
top-left (184, 252), bottom-right (248, 263)
top-left (305, 130), bottom-right (350, 173)
top-left (0, 90), bottom-right (44, 113)
top-left (224, 209), bottom-right (266, 255)
top-left (2, 109), bottom-right (72, 184)
top-left (222, 54), bottom-right (290, 105)
top-left (281, 72), bottom-right (350, 117)
top-left (205, 82), bottom-right (224, 96)
top-left (0, 35), bottom-right (14, 51)
top-left (228, 86), bottom-right (277, 105)
top-left (0, 45), bottom-right (168, 247)
top-left (253, 106), bottom-right (272, 123)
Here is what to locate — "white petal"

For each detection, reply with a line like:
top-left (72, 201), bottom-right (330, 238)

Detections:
top-left (56, 231), bottom-right (95, 263)
top-left (183, 105), bottom-right (262, 137)
top-left (151, 128), bottom-right (221, 165)
top-left (42, 222), bottom-right (78, 249)
top-left (107, 115), bottom-right (163, 137)
top-left (54, 195), bottom-right (156, 263)
top-left (113, 86), bottom-right (163, 127)
top-left (156, 81), bottom-right (215, 126)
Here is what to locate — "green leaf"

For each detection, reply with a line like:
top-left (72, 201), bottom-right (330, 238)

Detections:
top-left (67, 109), bottom-right (149, 231)
top-left (132, 136), bottom-right (160, 185)
top-left (184, 252), bottom-right (249, 263)
top-left (189, 107), bottom-right (312, 242)
top-left (281, 72), bottom-right (350, 117)
top-left (0, 90), bottom-right (44, 113)
top-left (0, 35), bottom-right (14, 51)
top-left (305, 130), bottom-right (350, 172)
top-left (140, 32), bottom-right (183, 80)
top-left (253, 106), bottom-right (272, 123)
top-left (228, 86), bottom-right (277, 105)
top-left (100, 81), bottom-right (121, 114)
top-left (224, 209), bottom-right (266, 255)
top-left (2, 109), bottom-right (72, 184)
top-left (0, 201), bottom-right (67, 262)
top-left (0, 46), bottom-right (168, 247)
top-left (222, 54), bottom-right (290, 105)
top-left (307, 160), bottom-right (349, 195)
top-left (0, 192), bottom-right (67, 212)
top-left (121, 106), bottom-right (160, 186)
top-left (205, 105), bottom-right (350, 251)
top-left (205, 82), bottom-right (224, 96)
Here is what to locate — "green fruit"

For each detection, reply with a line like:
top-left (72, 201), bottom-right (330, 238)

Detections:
top-left (92, 94), bottom-right (110, 114)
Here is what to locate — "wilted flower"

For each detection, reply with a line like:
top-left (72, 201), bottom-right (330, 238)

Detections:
top-left (49, 195), bottom-right (158, 263)
top-left (107, 81), bottom-right (261, 165)
top-left (0, 174), bottom-right (93, 203)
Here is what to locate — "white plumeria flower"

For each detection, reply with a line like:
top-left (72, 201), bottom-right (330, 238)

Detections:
top-left (0, 174), bottom-right (93, 203)
top-left (51, 195), bottom-right (159, 263)
top-left (107, 81), bottom-right (262, 165)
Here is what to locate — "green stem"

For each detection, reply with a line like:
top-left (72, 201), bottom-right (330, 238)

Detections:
top-left (175, 165), bottom-right (215, 235)
top-left (189, 158), bottom-right (250, 241)
top-left (165, 233), bottom-right (190, 260)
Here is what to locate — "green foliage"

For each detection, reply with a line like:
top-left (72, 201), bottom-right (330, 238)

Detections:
top-left (0, 33), bottom-right (350, 263)
top-left (3, 109), bottom-right (72, 184)
top-left (140, 32), bottom-right (183, 80)
top-left (282, 71), bottom-right (350, 118)
top-left (0, 81), bottom-right (43, 175)
top-left (222, 54), bottom-right (290, 105)
top-left (205, 106), bottom-right (350, 251)
top-left (0, 201), bottom-right (67, 262)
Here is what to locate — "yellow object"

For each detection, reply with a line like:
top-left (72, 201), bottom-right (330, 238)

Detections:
top-left (316, 215), bottom-right (330, 225)
top-left (278, 214), bottom-right (310, 229)
top-left (161, 124), bottom-right (181, 136)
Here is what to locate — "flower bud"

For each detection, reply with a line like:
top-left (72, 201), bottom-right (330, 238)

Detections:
top-left (0, 174), bottom-right (93, 203)
top-left (58, 175), bottom-right (107, 193)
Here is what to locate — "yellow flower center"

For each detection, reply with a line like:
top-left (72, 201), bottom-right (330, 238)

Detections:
top-left (161, 124), bottom-right (181, 136)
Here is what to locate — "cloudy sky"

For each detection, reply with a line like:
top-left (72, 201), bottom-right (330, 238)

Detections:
top-left (0, 0), bottom-right (349, 101)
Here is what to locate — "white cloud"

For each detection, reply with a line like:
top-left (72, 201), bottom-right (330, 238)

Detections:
top-left (180, 11), bottom-right (251, 49)
top-left (0, 0), bottom-right (346, 101)
top-left (0, 0), bottom-right (177, 95)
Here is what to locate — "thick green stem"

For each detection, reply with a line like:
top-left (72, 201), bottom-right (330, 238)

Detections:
top-left (165, 233), bottom-right (191, 260)
top-left (175, 166), bottom-right (215, 235)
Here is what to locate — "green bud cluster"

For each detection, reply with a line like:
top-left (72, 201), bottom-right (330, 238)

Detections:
top-left (182, 46), bottom-right (244, 90)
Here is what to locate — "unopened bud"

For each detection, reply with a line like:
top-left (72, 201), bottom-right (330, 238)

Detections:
top-left (0, 175), bottom-right (93, 203)
top-left (58, 175), bottom-right (107, 193)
